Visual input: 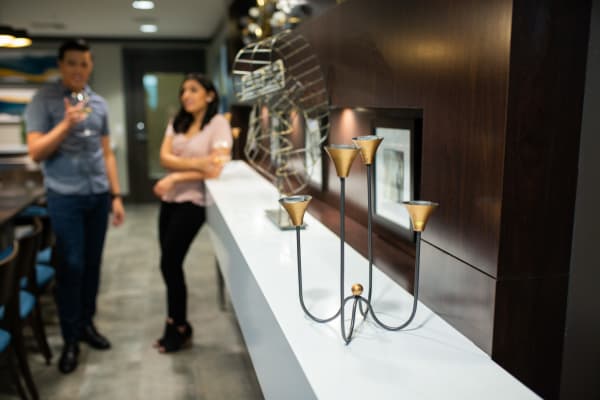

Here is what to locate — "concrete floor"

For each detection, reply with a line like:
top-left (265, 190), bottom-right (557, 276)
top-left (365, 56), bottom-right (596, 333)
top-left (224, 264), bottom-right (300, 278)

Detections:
top-left (0, 204), bottom-right (264, 400)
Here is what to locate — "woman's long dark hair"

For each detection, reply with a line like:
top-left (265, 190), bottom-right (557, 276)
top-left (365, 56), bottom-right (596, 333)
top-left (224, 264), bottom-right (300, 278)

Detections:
top-left (172, 73), bottom-right (219, 134)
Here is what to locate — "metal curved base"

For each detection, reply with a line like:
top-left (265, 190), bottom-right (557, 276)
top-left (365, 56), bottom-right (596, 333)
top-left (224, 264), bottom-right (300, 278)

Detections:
top-left (341, 293), bottom-right (419, 343)
top-left (300, 292), bottom-right (420, 345)
top-left (295, 225), bottom-right (422, 344)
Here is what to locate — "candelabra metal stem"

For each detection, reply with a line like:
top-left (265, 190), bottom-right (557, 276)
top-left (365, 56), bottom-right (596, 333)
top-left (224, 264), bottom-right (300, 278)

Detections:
top-left (367, 164), bottom-right (374, 304)
top-left (358, 164), bottom-right (374, 318)
top-left (295, 226), bottom-right (340, 323)
top-left (357, 164), bottom-right (375, 319)
top-left (339, 177), bottom-right (349, 343)
top-left (367, 231), bottom-right (422, 330)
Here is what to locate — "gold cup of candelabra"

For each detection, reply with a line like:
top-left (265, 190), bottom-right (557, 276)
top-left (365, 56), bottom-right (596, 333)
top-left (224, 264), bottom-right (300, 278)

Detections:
top-left (280, 137), bottom-right (438, 344)
top-left (280, 195), bottom-right (311, 227)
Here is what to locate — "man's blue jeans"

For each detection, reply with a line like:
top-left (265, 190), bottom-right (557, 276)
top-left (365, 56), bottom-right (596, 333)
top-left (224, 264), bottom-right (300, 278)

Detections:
top-left (47, 191), bottom-right (110, 343)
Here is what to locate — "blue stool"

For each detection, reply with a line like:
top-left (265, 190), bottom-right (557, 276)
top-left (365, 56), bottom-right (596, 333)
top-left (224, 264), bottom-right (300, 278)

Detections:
top-left (0, 243), bottom-right (35, 400)
top-left (20, 264), bottom-right (55, 290)
top-left (37, 247), bottom-right (52, 264)
top-left (0, 329), bottom-right (10, 352)
top-left (0, 291), bottom-right (35, 322)
top-left (15, 218), bottom-right (53, 365)
top-left (17, 205), bottom-right (48, 218)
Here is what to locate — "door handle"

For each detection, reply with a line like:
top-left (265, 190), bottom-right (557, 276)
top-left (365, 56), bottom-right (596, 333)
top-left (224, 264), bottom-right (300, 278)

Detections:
top-left (135, 121), bottom-right (147, 142)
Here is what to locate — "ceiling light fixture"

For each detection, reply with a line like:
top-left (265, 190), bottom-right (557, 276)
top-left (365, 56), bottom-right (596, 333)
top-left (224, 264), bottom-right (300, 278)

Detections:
top-left (0, 26), bottom-right (32, 48)
top-left (132, 1), bottom-right (155, 10)
top-left (140, 24), bottom-right (158, 33)
top-left (0, 26), bottom-right (16, 46)
top-left (6, 30), bottom-right (32, 48)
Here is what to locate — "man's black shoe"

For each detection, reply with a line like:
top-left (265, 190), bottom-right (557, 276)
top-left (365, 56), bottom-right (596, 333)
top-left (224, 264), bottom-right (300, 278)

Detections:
top-left (81, 324), bottom-right (111, 350)
top-left (58, 342), bottom-right (79, 374)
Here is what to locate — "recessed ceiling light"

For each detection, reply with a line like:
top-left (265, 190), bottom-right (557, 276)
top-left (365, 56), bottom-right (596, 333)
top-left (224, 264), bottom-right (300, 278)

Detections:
top-left (140, 24), bottom-right (158, 33)
top-left (132, 1), bottom-right (155, 10)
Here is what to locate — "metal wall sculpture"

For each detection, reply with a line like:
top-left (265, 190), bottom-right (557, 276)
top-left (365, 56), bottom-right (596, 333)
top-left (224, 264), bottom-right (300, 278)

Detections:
top-left (232, 30), bottom-right (329, 228)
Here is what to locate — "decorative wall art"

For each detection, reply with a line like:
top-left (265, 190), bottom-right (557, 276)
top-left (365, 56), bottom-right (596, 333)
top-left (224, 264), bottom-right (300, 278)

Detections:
top-left (0, 51), bottom-right (59, 84)
top-left (373, 120), bottom-right (417, 239)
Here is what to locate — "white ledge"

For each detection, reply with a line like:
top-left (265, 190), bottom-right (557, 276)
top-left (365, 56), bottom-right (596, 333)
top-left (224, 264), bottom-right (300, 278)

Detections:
top-left (206, 160), bottom-right (539, 400)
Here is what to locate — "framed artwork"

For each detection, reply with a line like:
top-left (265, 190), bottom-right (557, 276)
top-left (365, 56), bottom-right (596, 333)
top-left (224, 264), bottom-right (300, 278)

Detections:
top-left (0, 88), bottom-right (37, 117)
top-left (0, 51), bottom-right (59, 84)
top-left (270, 115), bottom-right (280, 165)
top-left (0, 87), bottom-right (37, 146)
top-left (304, 117), bottom-right (323, 188)
top-left (373, 120), bottom-right (416, 240)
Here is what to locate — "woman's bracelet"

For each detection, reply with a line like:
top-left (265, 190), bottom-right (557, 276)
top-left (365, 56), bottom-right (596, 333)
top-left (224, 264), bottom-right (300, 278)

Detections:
top-left (111, 193), bottom-right (122, 200)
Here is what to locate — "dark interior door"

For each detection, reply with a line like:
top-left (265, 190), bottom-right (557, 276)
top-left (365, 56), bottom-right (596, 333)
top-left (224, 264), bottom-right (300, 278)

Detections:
top-left (123, 48), bottom-right (205, 202)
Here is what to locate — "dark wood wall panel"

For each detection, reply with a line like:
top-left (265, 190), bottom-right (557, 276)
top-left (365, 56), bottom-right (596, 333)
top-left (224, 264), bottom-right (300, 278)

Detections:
top-left (420, 241), bottom-right (496, 354)
top-left (498, 0), bottom-right (591, 279)
top-left (492, 1), bottom-right (592, 397)
top-left (492, 275), bottom-right (570, 399)
top-left (299, 0), bottom-right (513, 276)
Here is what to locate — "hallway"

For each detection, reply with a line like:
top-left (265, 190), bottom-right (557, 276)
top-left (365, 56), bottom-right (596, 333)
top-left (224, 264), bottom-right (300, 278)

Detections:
top-left (0, 204), bottom-right (264, 400)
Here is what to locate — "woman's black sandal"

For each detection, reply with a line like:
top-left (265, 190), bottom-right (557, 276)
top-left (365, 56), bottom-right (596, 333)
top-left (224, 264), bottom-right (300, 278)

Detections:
top-left (155, 321), bottom-right (193, 352)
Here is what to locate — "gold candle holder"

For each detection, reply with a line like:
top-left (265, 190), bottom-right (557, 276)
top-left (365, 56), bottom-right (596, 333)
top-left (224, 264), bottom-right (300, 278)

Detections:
top-left (403, 201), bottom-right (439, 232)
top-left (351, 135), bottom-right (383, 165)
top-left (279, 195), bottom-right (312, 227)
top-left (325, 144), bottom-right (359, 178)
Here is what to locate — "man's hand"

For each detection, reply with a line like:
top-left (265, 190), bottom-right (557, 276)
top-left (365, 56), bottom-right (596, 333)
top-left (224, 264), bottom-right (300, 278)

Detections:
top-left (63, 98), bottom-right (87, 128)
top-left (111, 198), bottom-right (125, 226)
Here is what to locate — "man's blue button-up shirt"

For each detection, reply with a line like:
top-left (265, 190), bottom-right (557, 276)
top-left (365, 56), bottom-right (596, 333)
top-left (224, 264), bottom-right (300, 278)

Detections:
top-left (24, 81), bottom-right (110, 195)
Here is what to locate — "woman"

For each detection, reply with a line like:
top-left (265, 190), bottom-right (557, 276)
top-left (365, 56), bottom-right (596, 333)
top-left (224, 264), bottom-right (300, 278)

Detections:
top-left (152, 73), bottom-right (232, 353)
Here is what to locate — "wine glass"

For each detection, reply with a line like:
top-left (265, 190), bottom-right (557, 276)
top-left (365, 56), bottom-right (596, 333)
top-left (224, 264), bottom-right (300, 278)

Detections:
top-left (70, 91), bottom-right (93, 137)
top-left (212, 140), bottom-right (232, 163)
top-left (70, 91), bottom-right (91, 117)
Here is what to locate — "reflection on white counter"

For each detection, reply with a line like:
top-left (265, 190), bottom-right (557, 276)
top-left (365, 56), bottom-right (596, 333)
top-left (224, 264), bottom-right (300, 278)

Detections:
top-left (206, 161), bottom-right (539, 400)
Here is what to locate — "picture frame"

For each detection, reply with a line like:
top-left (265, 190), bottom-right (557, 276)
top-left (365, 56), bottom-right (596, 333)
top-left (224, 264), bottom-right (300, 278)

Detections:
top-left (373, 118), bottom-right (417, 241)
top-left (0, 87), bottom-right (37, 119)
top-left (0, 87), bottom-right (38, 147)
top-left (304, 117), bottom-right (323, 189)
top-left (0, 51), bottom-right (59, 85)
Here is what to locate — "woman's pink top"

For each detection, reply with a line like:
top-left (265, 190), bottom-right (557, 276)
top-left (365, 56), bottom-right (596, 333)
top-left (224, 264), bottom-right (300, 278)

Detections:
top-left (161, 114), bottom-right (232, 206)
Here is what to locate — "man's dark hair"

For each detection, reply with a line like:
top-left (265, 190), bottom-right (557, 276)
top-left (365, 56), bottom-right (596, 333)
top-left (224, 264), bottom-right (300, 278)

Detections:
top-left (58, 39), bottom-right (90, 60)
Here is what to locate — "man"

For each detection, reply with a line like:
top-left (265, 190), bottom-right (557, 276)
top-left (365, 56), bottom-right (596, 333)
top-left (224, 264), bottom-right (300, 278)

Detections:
top-left (24, 39), bottom-right (125, 374)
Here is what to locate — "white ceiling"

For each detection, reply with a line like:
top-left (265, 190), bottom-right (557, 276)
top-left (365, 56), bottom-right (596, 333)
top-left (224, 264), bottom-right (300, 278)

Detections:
top-left (0, 0), bottom-right (232, 40)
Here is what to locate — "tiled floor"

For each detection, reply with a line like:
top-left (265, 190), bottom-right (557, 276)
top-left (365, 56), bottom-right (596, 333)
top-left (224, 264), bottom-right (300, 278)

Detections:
top-left (0, 204), bottom-right (264, 400)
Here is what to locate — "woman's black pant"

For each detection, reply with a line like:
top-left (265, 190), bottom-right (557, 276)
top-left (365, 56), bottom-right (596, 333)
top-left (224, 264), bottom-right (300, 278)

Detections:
top-left (158, 201), bottom-right (205, 326)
